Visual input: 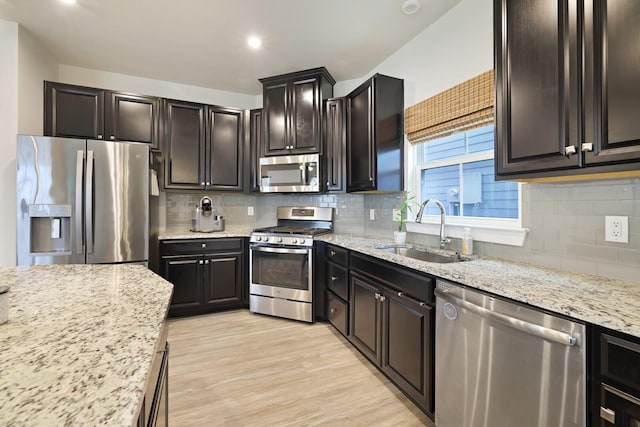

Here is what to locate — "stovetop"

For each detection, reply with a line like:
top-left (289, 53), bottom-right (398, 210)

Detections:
top-left (251, 225), bottom-right (332, 236)
top-left (250, 206), bottom-right (334, 247)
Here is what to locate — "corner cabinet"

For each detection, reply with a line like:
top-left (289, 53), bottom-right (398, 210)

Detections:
top-left (44, 81), bottom-right (160, 150)
top-left (347, 74), bottom-right (404, 192)
top-left (495, 0), bottom-right (640, 180)
top-left (159, 238), bottom-right (247, 317)
top-left (163, 99), bottom-right (244, 191)
top-left (259, 67), bottom-right (335, 156)
top-left (323, 245), bottom-right (435, 417)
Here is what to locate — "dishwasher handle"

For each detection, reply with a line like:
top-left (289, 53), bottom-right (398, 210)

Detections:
top-left (435, 288), bottom-right (578, 347)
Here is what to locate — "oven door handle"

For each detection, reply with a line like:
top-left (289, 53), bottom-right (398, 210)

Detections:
top-left (251, 246), bottom-right (310, 255)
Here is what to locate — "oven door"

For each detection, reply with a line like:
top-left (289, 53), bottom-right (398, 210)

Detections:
top-left (249, 244), bottom-right (313, 302)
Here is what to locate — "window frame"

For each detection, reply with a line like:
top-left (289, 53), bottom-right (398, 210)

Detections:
top-left (405, 127), bottom-right (528, 247)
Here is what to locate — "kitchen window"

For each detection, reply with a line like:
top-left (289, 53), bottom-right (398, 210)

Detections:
top-left (407, 124), bottom-right (527, 246)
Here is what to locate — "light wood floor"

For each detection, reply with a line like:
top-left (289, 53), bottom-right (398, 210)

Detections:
top-left (167, 310), bottom-right (434, 426)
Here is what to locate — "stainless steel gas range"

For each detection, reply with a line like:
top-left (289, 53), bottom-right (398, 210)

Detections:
top-left (249, 206), bottom-right (334, 322)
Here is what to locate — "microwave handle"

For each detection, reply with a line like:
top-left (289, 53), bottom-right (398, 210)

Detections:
top-left (301, 163), bottom-right (308, 185)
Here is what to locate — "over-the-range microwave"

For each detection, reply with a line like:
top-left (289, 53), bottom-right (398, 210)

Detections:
top-left (259, 153), bottom-right (321, 193)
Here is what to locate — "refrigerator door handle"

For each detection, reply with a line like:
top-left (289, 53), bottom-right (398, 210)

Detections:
top-left (85, 150), bottom-right (94, 254)
top-left (75, 150), bottom-right (84, 254)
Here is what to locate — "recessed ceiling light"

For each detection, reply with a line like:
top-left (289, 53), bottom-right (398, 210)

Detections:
top-left (60, 0), bottom-right (76, 4)
top-left (401, 0), bottom-right (420, 15)
top-left (247, 36), bottom-right (262, 50)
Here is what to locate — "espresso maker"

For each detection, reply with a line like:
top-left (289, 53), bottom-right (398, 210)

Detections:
top-left (191, 196), bottom-right (225, 232)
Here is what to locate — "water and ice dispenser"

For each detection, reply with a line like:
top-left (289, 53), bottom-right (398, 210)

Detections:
top-left (27, 204), bottom-right (73, 255)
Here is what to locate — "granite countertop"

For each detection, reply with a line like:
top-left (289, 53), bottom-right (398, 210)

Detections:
top-left (0, 264), bottom-right (173, 426)
top-left (158, 226), bottom-right (252, 240)
top-left (319, 234), bottom-right (640, 339)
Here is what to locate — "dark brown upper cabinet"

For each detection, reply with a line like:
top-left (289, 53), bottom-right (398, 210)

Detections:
top-left (163, 99), bottom-right (244, 191)
top-left (346, 74), bottom-right (404, 193)
top-left (44, 81), bottom-right (160, 150)
top-left (248, 108), bottom-right (263, 192)
top-left (259, 67), bottom-right (335, 156)
top-left (324, 98), bottom-right (346, 192)
top-left (495, 0), bottom-right (640, 180)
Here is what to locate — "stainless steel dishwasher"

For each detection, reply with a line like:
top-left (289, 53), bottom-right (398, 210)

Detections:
top-left (434, 280), bottom-right (586, 427)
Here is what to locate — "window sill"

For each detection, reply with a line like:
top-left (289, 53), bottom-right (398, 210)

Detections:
top-left (406, 221), bottom-right (528, 247)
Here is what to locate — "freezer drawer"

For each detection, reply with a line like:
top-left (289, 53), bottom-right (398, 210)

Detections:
top-left (435, 280), bottom-right (586, 427)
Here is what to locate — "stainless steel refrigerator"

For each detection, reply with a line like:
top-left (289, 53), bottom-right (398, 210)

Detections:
top-left (16, 135), bottom-right (149, 266)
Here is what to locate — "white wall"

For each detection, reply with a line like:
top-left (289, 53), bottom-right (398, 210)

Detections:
top-left (0, 20), bottom-right (19, 266)
top-left (59, 65), bottom-right (259, 110)
top-left (18, 26), bottom-right (58, 135)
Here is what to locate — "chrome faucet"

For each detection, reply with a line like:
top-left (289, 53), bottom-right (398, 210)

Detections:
top-left (415, 198), bottom-right (449, 250)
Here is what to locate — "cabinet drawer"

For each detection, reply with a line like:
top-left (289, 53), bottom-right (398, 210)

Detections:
top-left (326, 261), bottom-right (349, 301)
top-left (326, 244), bottom-right (348, 266)
top-left (601, 333), bottom-right (640, 394)
top-left (160, 238), bottom-right (244, 255)
top-left (327, 291), bottom-right (348, 337)
top-left (350, 252), bottom-right (433, 304)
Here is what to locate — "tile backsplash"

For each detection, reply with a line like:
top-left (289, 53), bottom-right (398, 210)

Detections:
top-left (164, 177), bottom-right (640, 282)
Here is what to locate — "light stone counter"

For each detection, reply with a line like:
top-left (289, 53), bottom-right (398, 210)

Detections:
top-left (158, 226), bottom-right (252, 240)
top-left (0, 264), bottom-right (173, 426)
top-left (319, 234), bottom-right (640, 339)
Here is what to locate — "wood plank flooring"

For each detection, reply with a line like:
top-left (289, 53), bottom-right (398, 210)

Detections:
top-left (167, 310), bottom-right (434, 426)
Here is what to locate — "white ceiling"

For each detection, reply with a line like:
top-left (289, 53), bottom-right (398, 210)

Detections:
top-left (0, 0), bottom-right (462, 95)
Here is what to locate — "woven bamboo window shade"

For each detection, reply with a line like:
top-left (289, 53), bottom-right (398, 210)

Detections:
top-left (404, 70), bottom-right (494, 144)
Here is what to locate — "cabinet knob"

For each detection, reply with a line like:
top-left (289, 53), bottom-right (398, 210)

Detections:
top-left (330, 250), bottom-right (336, 256)
top-left (97, 134), bottom-right (103, 139)
top-left (330, 308), bottom-right (337, 314)
top-left (199, 260), bottom-right (204, 265)
top-left (581, 143), bottom-right (594, 152)
top-left (110, 135), bottom-right (115, 140)
top-left (374, 293), bottom-right (381, 300)
top-left (206, 182), bottom-right (211, 186)
top-left (201, 182), bottom-right (205, 186)
top-left (331, 276), bottom-right (338, 282)
top-left (205, 260), bottom-right (209, 264)
top-left (600, 407), bottom-right (616, 424)
top-left (201, 243), bottom-right (207, 248)
top-left (564, 145), bottom-right (577, 156)
top-left (369, 177), bottom-right (373, 181)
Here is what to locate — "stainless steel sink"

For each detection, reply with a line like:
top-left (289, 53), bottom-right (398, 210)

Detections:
top-left (377, 246), bottom-right (466, 263)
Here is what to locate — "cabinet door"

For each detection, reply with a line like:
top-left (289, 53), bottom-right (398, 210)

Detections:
top-left (290, 77), bottom-right (321, 153)
top-left (105, 92), bottom-right (159, 150)
top-left (263, 82), bottom-right (289, 155)
top-left (600, 385), bottom-right (640, 427)
top-left (382, 291), bottom-right (433, 414)
top-left (325, 98), bottom-right (346, 191)
top-left (44, 81), bottom-right (104, 139)
top-left (494, 0), bottom-right (582, 176)
top-left (207, 106), bottom-right (243, 191)
top-left (347, 81), bottom-right (375, 191)
top-left (249, 108), bottom-right (263, 192)
top-left (161, 255), bottom-right (203, 314)
top-left (203, 252), bottom-right (243, 309)
top-left (349, 273), bottom-right (382, 365)
top-left (584, 0), bottom-right (640, 165)
top-left (163, 99), bottom-right (206, 189)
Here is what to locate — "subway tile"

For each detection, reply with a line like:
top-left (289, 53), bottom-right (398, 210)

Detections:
top-left (597, 261), bottom-right (640, 283)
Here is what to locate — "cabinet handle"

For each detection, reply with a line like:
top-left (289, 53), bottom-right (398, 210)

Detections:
top-left (600, 407), bottom-right (615, 424)
top-left (97, 134), bottom-right (103, 139)
top-left (398, 291), bottom-right (428, 307)
top-left (582, 143), bottom-right (594, 152)
top-left (109, 135), bottom-right (115, 140)
top-left (564, 145), bottom-right (577, 156)
top-left (331, 276), bottom-right (338, 282)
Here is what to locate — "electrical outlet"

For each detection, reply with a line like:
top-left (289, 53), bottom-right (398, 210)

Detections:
top-left (605, 216), bottom-right (628, 243)
top-left (392, 209), bottom-right (401, 222)
top-left (369, 209), bottom-right (375, 221)
top-left (247, 206), bottom-right (254, 216)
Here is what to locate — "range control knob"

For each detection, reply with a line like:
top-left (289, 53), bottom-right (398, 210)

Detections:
top-left (277, 237), bottom-right (283, 243)
top-left (255, 236), bottom-right (262, 242)
top-left (291, 238), bottom-right (298, 244)
top-left (299, 239), bottom-right (306, 245)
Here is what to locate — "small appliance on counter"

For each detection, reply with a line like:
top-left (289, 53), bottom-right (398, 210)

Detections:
top-left (191, 196), bottom-right (224, 232)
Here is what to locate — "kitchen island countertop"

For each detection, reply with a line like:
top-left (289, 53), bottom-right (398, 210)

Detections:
top-left (319, 233), bottom-right (640, 339)
top-left (0, 264), bottom-right (173, 426)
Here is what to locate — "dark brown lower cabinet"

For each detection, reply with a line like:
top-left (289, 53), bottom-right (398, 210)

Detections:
top-left (159, 238), bottom-right (247, 317)
top-left (345, 258), bottom-right (435, 417)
